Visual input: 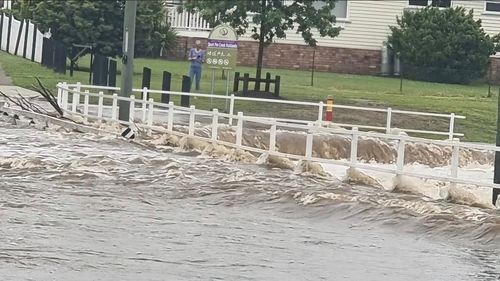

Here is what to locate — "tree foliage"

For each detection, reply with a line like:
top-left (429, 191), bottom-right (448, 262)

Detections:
top-left (26, 0), bottom-right (176, 58)
top-left (182, 0), bottom-right (341, 79)
top-left (389, 7), bottom-right (500, 84)
top-left (135, 0), bottom-right (177, 58)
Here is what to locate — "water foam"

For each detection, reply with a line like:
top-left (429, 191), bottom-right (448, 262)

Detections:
top-left (20, 115), bottom-right (497, 210)
top-left (0, 157), bottom-right (43, 169)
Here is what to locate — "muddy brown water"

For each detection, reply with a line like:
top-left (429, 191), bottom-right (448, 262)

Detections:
top-left (1, 120), bottom-right (499, 281)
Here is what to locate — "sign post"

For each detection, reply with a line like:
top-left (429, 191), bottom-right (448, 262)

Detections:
top-left (494, 88), bottom-right (500, 207)
top-left (119, 0), bottom-right (137, 122)
top-left (206, 25), bottom-right (238, 112)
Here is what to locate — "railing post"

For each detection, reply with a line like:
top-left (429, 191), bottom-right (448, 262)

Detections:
top-left (448, 113), bottom-right (455, 140)
top-left (83, 90), bottom-right (89, 123)
top-left (386, 107), bottom-right (392, 134)
top-left (236, 112), bottom-right (243, 146)
top-left (129, 95), bottom-right (135, 123)
top-left (76, 82), bottom-right (81, 94)
top-left (269, 123), bottom-right (277, 152)
top-left (305, 132), bottom-right (313, 158)
top-left (142, 87), bottom-right (148, 122)
top-left (317, 101), bottom-right (324, 126)
top-left (61, 82), bottom-right (68, 110)
top-left (111, 93), bottom-right (118, 120)
top-left (71, 88), bottom-right (79, 113)
top-left (450, 138), bottom-right (460, 189)
top-left (147, 98), bottom-right (154, 136)
top-left (167, 101), bottom-right (174, 131)
top-left (97, 91), bottom-right (104, 118)
top-left (211, 108), bottom-right (219, 143)
top-left (229, 94), bottom-right (235, 125)
top-left (56, 82), bottom-right (62, 106)
top-left (188, 105), bottom-right (195, 136)
top-left (396, 132), bottom-right (406, 175)
top-left (350, 127), bottom-right (359, 165)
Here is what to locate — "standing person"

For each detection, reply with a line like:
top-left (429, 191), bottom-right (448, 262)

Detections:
top-left (188, 40), bottom-right (205, 91)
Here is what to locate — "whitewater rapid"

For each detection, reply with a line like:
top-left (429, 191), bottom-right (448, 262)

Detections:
top-left (1, 115), bottom-right (500, 280)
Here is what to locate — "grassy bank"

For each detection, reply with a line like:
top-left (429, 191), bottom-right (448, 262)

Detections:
top-left (0, 50), bottom-right (498, 142)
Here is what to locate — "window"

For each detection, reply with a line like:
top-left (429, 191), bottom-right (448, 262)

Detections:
top-left (486, 0), bottom-right (500, 12)
top-left (408, 0), bottom-right (451, 8)
top-left (313, 0), bottom-right (348, 20)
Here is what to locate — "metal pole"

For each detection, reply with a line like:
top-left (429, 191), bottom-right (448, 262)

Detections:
top-left (493, 87), bottom-right (500, 206)
top-left (119, 0), bottom-right (137, 122)
top-left (210, 68), bottom-right (215, 109)
top-left (311, 48), bottom-right (316, 87)
top-left (225, 70), bottom-right (230, 111)
top-left (399, 68), bottom-right (403, 93)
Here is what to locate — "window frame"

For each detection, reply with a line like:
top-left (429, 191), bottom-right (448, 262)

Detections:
top-left (407, 0), bottom-right (452, 9)
top-left (484, 0), bottom-right (500, 14)
top-left (311, 0), bottom-right (350, 22)
top-left (332, 0), bottom-right (350, 22)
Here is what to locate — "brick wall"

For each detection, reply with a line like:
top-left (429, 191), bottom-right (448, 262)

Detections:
top-left (490, 57), bottom-right (500, 85)
top-left (171, 36), bottom-right (500, 81)
top-left (171, 36), bottom-right (380, 75)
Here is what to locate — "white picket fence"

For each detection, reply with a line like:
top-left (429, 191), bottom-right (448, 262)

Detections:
top-left (54, 82), bottom-right (500, 197)
top-left (167, 7), bottom-right (211, 31)
top-left (64, 83), bottom-right (465, 140)
top-left (0, 13), bottom-right (47, 63)
top-left (1, 0), bottom-right (12, 10)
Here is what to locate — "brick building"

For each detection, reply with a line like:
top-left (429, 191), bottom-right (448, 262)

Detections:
top-left (167, 0), bottom-right (500, 82)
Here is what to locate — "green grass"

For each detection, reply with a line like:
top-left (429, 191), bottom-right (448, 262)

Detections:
top-left (0, 50), bottom-right (498, 143)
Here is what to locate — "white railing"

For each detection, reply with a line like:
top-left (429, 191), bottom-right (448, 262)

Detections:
top-left (167, 7), bottom-right (211, 31)
top-left (54, 82), bottom-right (500, 197)
top-left (64, 83), bottom-right (465, 140)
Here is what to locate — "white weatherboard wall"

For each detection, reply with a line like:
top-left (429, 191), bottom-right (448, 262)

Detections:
top-left (457, 0), bottom-right (500, 57)
top-left (174, 0), bottom-right (500, 54)
top-left (277, 0), bottom-right (500, 52)
top-left (0, 14), bottom-right (47, 63)
top-left (275, 0), bottom-right (406, 50)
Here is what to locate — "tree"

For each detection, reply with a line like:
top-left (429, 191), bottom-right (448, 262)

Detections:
top-left (135, 0), bottom-right (177, 58)
top-left (32, 0), bottom-right (124, 57)
top-left (8, 0), bottom-right (42, 19)
top-left (30, 0), bottom-right (176, 58)
top-left (182, 0), bottom-right (341, 87)
top-left (389, 7), bottom-right (500, 84)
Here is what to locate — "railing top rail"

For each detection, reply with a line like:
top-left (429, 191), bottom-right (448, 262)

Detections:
top-left (60, 83), bottom-right (465, 119)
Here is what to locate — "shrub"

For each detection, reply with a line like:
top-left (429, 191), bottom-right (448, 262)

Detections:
top-left (389, 7), bottom-right (500, 84)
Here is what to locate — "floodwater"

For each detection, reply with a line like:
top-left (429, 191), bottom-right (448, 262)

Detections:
top-left (1, 120), bottom-right (500, 281)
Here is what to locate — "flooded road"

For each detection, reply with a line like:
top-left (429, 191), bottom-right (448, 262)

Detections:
top-left (1, 121), bottom-right (499, 280)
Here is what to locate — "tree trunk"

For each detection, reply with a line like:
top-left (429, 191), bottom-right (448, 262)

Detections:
top-left (255, 0), bottom-right (267, 91)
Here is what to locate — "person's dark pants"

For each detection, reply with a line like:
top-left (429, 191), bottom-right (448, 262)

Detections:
top-left (189, 64), bottom-right (202, 90)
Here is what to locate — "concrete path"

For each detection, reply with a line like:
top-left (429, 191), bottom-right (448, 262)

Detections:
top-left (0, 85), bottom-right (40, 98)
top-left (0, 62), bottom-right (12, 86)
top-left (0, 63), bottom-right (42, 99)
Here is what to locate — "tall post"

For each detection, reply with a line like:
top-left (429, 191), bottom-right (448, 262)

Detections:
top-left (119, 0), bottom-right (138, 122)
top-left (161, 71), bottom-right (171, 104)
top-left (181, 75), bottom-right (191, 107)
top-left (141, 66), bottom-right (151, 99)
top-left (31, 23), bottom-right (36, 62)
top-left (108, 59), bottom-right (117, 87)
top-left (493, 87), bottom-right (500, 206)
top-left (311, 47), bottom-right (316, 87)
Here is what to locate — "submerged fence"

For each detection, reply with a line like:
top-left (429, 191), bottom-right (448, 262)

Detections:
top-left (54, 82), bottom-right (499, 204)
